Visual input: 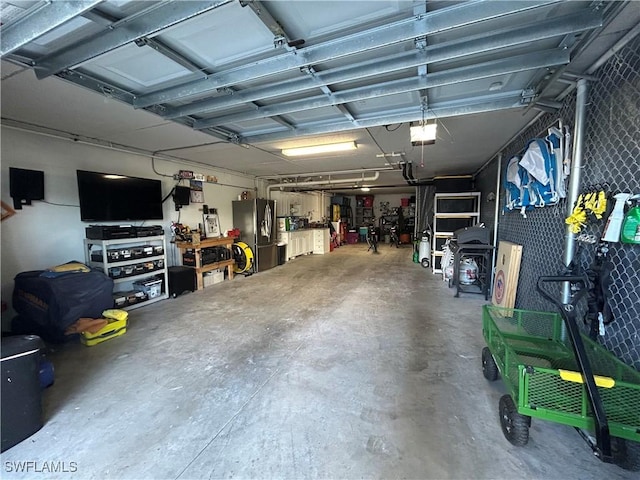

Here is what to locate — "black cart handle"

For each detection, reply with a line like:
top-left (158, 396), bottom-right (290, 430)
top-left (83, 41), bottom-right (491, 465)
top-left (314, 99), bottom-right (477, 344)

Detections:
top-left (536, 275), bottom-right (589, 309)
top-left (536, 274), bottom-right (612, 462)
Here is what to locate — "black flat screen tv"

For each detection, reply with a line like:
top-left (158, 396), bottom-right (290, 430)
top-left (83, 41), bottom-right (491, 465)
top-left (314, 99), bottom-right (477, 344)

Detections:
top-left (77, 170), bottom-right (163, 222)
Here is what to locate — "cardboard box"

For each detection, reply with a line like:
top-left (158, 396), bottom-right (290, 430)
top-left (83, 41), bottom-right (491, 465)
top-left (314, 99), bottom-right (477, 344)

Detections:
top-left (491, 241), bottom-right (523, 310)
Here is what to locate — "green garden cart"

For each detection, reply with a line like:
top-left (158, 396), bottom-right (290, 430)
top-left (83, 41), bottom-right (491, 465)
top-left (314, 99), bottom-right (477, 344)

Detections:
top-left (482, 275), bottom-right (640, 471)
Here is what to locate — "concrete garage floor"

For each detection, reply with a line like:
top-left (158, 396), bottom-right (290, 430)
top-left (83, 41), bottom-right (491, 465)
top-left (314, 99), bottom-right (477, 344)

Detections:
top-left (1, 244), bottom-right (635, 479)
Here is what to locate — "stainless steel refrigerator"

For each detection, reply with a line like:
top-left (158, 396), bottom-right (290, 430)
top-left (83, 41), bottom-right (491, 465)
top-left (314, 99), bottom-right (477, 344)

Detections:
top-left (232, 198), bottom-right (277, 273)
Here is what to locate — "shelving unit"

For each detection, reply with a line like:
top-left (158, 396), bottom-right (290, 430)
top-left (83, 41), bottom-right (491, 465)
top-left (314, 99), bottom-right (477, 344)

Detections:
top-left (432, 192), bottom-right (481, 274)
top-left (355, 195), bottom-right (374, 227)
top-left (400, 203), bottom-right (415, 235)
top-left (84, 234), bottom-right (169, 310)
top-left (379, 213), bottom-right (399, 240)
top-left (331, 203), bottom-right (353, 227)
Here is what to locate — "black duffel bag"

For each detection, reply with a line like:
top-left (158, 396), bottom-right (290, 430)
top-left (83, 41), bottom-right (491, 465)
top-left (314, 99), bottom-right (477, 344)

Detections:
top-left (12, 268), bottom-right (114, 343)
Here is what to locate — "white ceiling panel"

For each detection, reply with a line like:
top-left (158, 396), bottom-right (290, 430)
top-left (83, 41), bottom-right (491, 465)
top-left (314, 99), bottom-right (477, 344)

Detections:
top-left (82, 43), bottom-right (192, 90)
top-left (348, 91), bottom-right (419, 117)
top-left (28, 16), bottom-right (97, 51)
top-left (266, 0), bottom-right (412, 42)
top-left (158, 2), bottom-right (274, 70)
top-left (281, 105), bottom-right (345, 123)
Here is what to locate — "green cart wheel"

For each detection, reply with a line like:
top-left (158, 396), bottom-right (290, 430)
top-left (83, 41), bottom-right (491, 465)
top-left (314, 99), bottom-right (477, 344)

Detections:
top-left (482, 347), bottom-right (499, 381)
top-left (499, 394), bottom-right (530, 446)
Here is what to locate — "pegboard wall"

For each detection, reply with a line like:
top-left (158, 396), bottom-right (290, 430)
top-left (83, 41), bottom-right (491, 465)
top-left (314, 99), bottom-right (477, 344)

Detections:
top-left (481, 35), bottom-right (640, 369)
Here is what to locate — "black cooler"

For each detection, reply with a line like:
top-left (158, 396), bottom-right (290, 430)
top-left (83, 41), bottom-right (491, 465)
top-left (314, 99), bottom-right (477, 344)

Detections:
top-left (168, 266), bottom-right (196, 297)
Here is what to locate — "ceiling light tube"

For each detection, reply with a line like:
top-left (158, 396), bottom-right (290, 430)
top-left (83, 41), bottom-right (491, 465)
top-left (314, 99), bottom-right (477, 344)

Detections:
top-left (282, 141), bottom-right (357, 157)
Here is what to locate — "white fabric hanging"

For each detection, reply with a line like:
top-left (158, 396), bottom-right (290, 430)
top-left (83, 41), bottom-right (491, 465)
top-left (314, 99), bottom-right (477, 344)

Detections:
top-left (519, 141), bottom-right (549, 186)
top-left (261, 203), bottom-right (272, 240)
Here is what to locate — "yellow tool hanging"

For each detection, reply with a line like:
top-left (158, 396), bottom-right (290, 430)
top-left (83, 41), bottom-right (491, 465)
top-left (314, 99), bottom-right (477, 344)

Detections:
top-left (566, 193), bottom-right (587, 233)
top-left (566, 189), bottom-right (608, 233)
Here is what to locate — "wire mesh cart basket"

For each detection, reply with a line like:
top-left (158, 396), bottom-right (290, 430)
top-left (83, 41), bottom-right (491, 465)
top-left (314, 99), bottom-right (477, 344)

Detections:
top-left (482, 276), bottom-right (640, 471)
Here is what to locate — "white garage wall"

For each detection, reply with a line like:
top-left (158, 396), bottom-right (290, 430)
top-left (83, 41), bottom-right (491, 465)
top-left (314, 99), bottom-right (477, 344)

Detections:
top-left (0, 127), bottom-right (257, 325)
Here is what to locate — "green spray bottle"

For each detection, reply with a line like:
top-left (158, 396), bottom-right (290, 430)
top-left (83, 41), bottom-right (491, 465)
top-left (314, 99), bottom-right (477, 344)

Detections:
top-left (621, 194), bottom-right (640, 244)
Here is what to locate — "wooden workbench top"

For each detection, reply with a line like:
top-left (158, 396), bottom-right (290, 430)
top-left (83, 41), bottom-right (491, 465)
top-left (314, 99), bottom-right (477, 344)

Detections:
top-left (175, 236), bottom-right (237, 249)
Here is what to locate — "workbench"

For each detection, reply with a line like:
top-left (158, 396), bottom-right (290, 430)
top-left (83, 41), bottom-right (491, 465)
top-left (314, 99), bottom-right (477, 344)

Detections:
top-left (175, 236), bottom-right (235, 290)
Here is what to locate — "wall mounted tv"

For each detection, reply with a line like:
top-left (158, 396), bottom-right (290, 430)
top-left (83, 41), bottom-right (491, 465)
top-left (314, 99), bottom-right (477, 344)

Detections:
top-left (77, 170), bottom-right (164, 222)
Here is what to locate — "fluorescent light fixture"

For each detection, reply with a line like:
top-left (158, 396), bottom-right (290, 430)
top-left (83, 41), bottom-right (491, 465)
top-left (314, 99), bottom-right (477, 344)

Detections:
top-left (410, 123), bottom-right (437, 146)
top-left (360, 187), bottom-right (371, 192)
top-left (282, 141), bottom-right (357, 157)
top-left (104, 174), bottom-right (126, 179)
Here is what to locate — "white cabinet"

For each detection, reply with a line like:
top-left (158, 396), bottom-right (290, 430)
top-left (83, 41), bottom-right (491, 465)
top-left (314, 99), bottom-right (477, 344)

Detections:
top-left (431, 192), bottom-right (481, 274)
top-left (84, 235), bottom-right (169, 310)
top-left (279, 230), bottom-right (314, 260)
top-left (313, 228), bottom-right (330, 254)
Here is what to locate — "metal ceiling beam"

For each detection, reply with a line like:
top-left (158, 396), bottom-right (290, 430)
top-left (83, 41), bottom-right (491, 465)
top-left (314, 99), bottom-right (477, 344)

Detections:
top-left (135, 0), bottom-right (560, 108)
top-left (239, 90), bottom-right (527, 144)
top-left (136, 37), bottom-right (203, 73)
top-left (239, 1), bottom-right (319, 126)
top-left (57, 69), bottom-right (137, 104)
top-left (1, 1), bottom-right (103, 57)
top-left (239, 0), bottom-right (287, 39)
top-left (270, 116), bottom-right (296, 129)
top-left (301, 66), bottom-right (357, 123)
top-left (57, 0), bottom-right (295, 133)
top-left (414, 2), bottom-right (429, 107)
top-left (193, 48), bottom-right (569, 129)
top-left (83, 7), bottom-right (206, 74)
top-left (33, 0), bottom-right (234, 79)
top-left (160, 9), bottom-right (601, 120)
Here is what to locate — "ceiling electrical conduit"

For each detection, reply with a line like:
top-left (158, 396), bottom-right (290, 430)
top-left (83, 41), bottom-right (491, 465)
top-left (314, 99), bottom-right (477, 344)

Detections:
top-left (266, 172), bottom-right (380, 198)
top-left (258, 166), bottom-right (391, 180)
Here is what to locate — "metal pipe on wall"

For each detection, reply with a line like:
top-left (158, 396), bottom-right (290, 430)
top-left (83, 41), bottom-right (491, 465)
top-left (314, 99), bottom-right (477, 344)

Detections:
top-left (491, 152), bottom-right (503, 288)
top-left (258, 166), bottom-right (391, 180)
top-left (266, 172), bottom-right (380, 198)
top-left (562, 78), bottom-right (589, 303)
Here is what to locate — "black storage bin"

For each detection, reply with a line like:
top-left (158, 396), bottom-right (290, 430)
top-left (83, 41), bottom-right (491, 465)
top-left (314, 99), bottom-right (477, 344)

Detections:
top-left (168, 266), bottom-right (196, 297)
top-left (1, 335), bottom-right (44, 452)
top-left (277, 244), bottom-right (287, 265)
